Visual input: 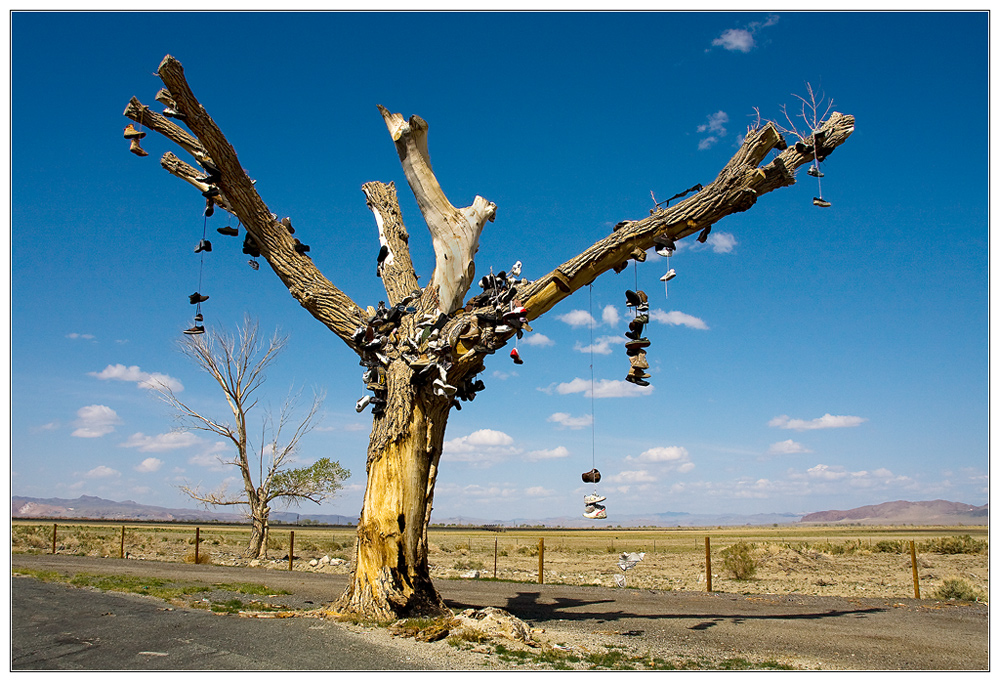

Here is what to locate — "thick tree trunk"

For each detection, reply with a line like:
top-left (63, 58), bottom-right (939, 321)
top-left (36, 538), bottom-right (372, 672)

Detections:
top-left (332, 363), bottom-right (452, 619)
top-left (243, 501), bottom-right (270, 559)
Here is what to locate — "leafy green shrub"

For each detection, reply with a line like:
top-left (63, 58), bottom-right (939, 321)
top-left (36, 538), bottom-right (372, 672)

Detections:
top-left (874, 540), bottom-right (906, 553)
top-left (933, 578), bottom-right (984, 602)
top-left (720, 541), bottom-right (757, 580)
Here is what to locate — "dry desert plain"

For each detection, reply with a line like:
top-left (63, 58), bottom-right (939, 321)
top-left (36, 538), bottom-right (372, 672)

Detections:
top-left (10, 521), bottom-right (989, 603)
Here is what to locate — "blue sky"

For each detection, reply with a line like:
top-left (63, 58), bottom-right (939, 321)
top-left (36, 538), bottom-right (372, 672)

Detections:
top-left (9, 11), bottom-right (989, 523)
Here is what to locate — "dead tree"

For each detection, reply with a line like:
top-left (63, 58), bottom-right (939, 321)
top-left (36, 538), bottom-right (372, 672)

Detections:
top-left (124, 55), bottom-right (854, 619)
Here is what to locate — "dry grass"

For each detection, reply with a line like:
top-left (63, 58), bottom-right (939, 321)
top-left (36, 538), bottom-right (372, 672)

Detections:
top-left (11, 521), bottom-right (988, 602)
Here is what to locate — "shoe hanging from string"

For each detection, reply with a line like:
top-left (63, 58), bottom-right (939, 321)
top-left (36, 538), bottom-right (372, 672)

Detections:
top-left (184, 212), bottom-right (210, 336)
top-left (581, 283), bottom-right (607, 519)
top-left (810, 130), bottom-right (831, 208)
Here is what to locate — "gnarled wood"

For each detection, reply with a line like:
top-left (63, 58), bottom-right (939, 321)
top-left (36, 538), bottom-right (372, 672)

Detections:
top-left (518, 114), bottom-right (855, 318)
top-left (363, 181), bottom-right (421, 307)
top-left (378, 106), bottom-right (496, 315)
top-left (151, 55), bottom-right (367, 348)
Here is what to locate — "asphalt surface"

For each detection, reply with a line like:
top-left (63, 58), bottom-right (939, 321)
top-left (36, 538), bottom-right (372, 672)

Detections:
top-left (11, 554), bottom-right (991, 670)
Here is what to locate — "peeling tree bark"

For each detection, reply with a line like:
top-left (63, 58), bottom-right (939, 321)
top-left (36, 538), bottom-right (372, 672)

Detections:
top-left (123, 54), bottom-right (853, 619)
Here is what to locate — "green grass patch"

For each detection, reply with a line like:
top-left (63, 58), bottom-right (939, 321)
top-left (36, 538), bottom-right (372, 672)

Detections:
top-left (212, 581), bottom-right (289, 596)
top-left (67, 572), bottom-right (212, 600)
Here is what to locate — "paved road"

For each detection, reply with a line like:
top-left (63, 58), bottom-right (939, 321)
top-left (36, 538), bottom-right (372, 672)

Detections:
top-left (11, 554), bottom-right (990, 670)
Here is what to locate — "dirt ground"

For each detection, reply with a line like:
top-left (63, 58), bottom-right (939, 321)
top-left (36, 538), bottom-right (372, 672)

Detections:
top-left (10, 522), bottom-right (988, 604)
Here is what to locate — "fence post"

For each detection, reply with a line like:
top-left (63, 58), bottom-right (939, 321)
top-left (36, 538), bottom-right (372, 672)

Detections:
top-left (494, 537), bottom-right (498, 579)
top-left (52, 524), bottom-right (57, 554)
top-left (538, 538), bottom-right (544, 584)
top-left (195, 527), bottom-right (200, 564)
top-left (705, 537), bottom-right (712, 592)
top-left (289, 531), bottom-right (295, 571)
top-left (910, 540), bottom-right (920, 599)
top-left (120, 526), bottom-right (125, 559)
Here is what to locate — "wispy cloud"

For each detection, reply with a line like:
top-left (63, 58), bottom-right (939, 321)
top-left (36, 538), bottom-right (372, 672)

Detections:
top-left (769, 414), bottom-right (868, 431)
top-left (66, 332), bottom-right (95, 341)
top-left (544, 378), bottom-right (654, 398)
top-left (83, 465), bottom-right (120, 479)
top-left (522, 333), bottom-right (555, 347)
top-left (89, 363), bottom-right (184, 393)
top-left (709, 14), bottom-right (779, 53)
top-left (696, 110), bottom-right (729, 149)
top-left (120, 431), bottom-right (202, 452)
top-left (556, 309), bottom-right (597, 328)
top-left (573, 334), bottom-right (623, 356)
top-left (547, 412), bottom-right (594, 430)
top-left (767, 439), bottom-right (814, 455)
top-left (71, 404), bottom-right (122, 438)
top-left (626, 446), bottom-right (695, 473)
top-left (688, 231), bottom-right (738, 254)
top-left (525, 445), bottom-right (571, 461)
top-left (649, 310), bottom-right (709, 330)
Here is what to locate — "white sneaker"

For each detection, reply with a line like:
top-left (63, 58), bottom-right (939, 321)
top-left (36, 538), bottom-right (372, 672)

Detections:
top-left (660, 269), bottom-right (676, 282)
top-left (584, 494), bottom-right (606, 505)
top-left (355, 396), bottom-right (371, 413)
top-left (583, 507), bottom-right (607, 519)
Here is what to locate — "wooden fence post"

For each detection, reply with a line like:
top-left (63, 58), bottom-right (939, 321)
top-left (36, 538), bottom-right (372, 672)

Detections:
top-left (289, 531), bottom-right (295, 571)
top-left (120, 526), bottom-right (125, 559)
top-left (910, 540), bottom-right (921, 599)
top-left (705, 537), bottom-right (712, 592)
top-left (52, 524), bottom-right (57, 554)
top-left (195, 527), bottom-right (200, 564)
top-left (538, 538), bottom-right (544, 584)
top-left (494, 537), bottom-right (498, 579)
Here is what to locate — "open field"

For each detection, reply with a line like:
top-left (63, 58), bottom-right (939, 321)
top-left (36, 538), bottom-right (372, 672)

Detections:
top-left (11, 521), bottom-right (988, 603)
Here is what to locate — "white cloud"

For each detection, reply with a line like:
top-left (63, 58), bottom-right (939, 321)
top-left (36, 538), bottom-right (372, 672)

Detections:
top-left (705, 232), bottom-right (737, 253)
top-left (189, 442), bottom-right (231, 470)
top-left (767, 439), bottom-right (814, 455)
top-left (522, 333), bottom-right (555, 347)
top-left (84, 465), bottom-right (120, 479)
top-left (525, 446), bottom-right (571, 461)
top-left (626, 446), bottom-right (695, 473)
top-left (66, 333), bottom-right (95, 340)
top-left (697, 111), bottom-right (728, 149)
top-left (649, 310), bottom-right (709, 330)
top-left (769, 414), bottom-right (868, 431)
top-left (134, 457), bottom-right (163, 473)
top-left (698, 136), bottom-right (718, 151)
top-left (89, 363), bottom-right (184, 393)
top-left (574, 335), bottom-right (622, 355)
top-left (712, 28), bottom-right (755, 53)
top-left (71, 404), bottom-right (122, 438)
top-left (120, 431), bottom-right (202, 452)
top-left (601, 305), bottom-right (620, 326)
top-left (609, 469), bottom-right (658, 484)
top-left (443, 429), bottom-right (522, 465)
top-left (556, 310), bottom-right (597, 328)
top-left (709, 15), bottom-right (779, 53)
top-left (547, 412), bottom-right (594, 430)
top-left (697, 110), bottom-right (729, 135)
top-left (632, 446), bottom-right (690, 463)
top-left (524, 486), bottom-right (556, 497)
top-left (491, 370), bottom-right (516, 380)
top-left (547, 377), bottom-right (654, 398)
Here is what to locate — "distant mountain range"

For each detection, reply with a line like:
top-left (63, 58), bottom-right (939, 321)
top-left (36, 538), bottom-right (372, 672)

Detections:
top-left (10, 495), bottom-right (988, 528)
top-left (10, 495), bottom-right (358, 526)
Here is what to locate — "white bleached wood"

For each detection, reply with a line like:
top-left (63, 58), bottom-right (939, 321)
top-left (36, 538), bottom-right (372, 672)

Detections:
top-left (378, 106), bottom-right (496, 315)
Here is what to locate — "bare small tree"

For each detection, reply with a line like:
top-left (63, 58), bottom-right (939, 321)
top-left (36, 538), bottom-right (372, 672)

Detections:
top-left (154, 317), bottom-right (350, 558)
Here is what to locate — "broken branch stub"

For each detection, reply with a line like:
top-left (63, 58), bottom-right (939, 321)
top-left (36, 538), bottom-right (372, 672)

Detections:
top-left (378, 105), bottom-right (496, 315)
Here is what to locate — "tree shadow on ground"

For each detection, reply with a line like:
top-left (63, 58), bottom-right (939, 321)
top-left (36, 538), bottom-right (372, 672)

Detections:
top-left (444, 590), bottom-right (886, 625)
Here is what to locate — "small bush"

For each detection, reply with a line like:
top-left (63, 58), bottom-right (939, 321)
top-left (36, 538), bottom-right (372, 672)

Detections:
top-left (183, 550), bottom-right (212, 564)
top-left (920, 535), bottom-right (987, 555)
top-left (720, 541), bottom-right (757, 580)
top-left (874, 540), bottom-right (906, 554)
top-left (933, 578), bottom-right (984, 602)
